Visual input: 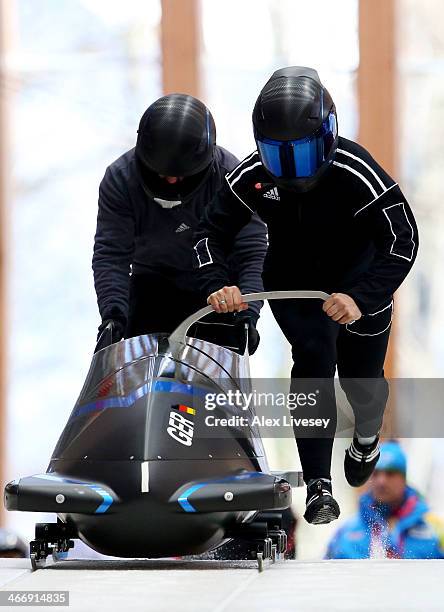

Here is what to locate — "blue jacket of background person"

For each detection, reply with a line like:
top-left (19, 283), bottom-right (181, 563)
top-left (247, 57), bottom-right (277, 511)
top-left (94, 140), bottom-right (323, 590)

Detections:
top-left (326, 486), bottom-right (444, 559)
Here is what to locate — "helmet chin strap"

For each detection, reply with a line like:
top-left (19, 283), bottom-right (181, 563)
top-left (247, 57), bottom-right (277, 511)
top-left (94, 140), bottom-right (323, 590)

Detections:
top-left (153, 198), bottom-right (182, 209)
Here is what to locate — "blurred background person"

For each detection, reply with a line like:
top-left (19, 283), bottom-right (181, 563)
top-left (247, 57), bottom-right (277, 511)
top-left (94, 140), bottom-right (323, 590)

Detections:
top-left (326, 441), bottom-right (444, 559)
top-left (0, 528), bottom-right (27, 559)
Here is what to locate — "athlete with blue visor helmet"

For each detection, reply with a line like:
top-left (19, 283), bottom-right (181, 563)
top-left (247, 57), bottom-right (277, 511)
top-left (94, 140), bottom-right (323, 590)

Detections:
top-left (194, 66), bottom-right (418, 526)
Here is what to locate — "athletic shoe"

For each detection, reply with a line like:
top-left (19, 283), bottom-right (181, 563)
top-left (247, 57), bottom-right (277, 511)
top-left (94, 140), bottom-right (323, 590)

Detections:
top-left (303, 478), bottom-right (340, 525)
top-left (344, 436), bottom-right (380, 487)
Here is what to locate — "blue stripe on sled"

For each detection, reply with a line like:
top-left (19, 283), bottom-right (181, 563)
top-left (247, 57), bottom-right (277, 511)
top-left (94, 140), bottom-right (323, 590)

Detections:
top-left (73, 380), bottom-right (206, 418)
top-left (178, 484), bottom-right (206, 513)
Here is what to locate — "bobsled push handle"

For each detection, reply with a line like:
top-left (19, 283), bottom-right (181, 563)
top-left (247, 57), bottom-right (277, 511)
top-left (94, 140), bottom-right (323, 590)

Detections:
top-left (169, 290), bottom-right (331, 346)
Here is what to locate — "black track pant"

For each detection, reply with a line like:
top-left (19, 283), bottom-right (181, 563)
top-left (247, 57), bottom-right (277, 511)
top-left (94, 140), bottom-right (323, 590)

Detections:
top-left (269, 298), bottom-right (392, 483)
top-left (126, 273), bottom-right (244, 349)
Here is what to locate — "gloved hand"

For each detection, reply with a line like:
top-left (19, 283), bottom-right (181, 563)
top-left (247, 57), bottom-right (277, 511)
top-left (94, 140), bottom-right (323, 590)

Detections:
top-left (95, 318), bottom-right (126, 353)
top-left (234, 310), bottom-right (260, 355)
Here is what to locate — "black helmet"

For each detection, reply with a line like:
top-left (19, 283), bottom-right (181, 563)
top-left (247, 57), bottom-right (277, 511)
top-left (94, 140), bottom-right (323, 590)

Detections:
top-left (135, 94), bottom-right (216, 179)
top-left (253, 66), bottom-right (338, 192)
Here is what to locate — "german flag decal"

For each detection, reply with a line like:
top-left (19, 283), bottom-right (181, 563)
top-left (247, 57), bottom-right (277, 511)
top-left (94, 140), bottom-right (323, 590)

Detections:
top-left (177, 404), bottom-right (196, 416)
top-left (168, 406), bottom-right (195, 446)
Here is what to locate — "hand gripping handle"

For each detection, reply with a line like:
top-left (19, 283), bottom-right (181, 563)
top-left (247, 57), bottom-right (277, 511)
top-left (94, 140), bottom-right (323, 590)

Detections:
top-left (168, 290), bottom-right (331, 346)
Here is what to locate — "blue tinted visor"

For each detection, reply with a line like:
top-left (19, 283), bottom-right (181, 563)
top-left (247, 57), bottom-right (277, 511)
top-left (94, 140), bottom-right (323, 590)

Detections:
top-left (256, 113), bottom-right (337, 179)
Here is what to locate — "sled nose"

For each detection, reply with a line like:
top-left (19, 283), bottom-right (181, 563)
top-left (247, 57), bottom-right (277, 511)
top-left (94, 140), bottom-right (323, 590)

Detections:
top-left (170, 471), bottom-right (292, 513)
top-left (4, 480), bottom-right (19, 510)
top-left (4, 474), bottom-right (119, 515)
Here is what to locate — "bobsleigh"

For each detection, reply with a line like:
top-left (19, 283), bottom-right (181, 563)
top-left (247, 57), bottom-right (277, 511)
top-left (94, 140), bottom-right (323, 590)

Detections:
top-left (4, 291), bottom-right (328, 571)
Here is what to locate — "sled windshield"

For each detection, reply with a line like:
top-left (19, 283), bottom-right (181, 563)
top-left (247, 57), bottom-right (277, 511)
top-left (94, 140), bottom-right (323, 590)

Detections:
top-left (51, 334), bottom-right (265, 462)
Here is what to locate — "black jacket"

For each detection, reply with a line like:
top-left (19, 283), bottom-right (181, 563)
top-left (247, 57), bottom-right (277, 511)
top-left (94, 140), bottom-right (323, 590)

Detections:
top-left (194, 137), bottom-right (419, 315)
top-left (93, 146), bottom-right (268, 325)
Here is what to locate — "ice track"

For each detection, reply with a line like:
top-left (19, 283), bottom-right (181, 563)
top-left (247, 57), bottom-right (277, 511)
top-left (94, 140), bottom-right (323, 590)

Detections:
top-left (0, 558), bottom-right (441, 611)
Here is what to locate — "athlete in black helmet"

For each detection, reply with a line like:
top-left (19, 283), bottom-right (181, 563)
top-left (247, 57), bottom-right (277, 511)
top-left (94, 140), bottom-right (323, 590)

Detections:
top-left (194, 67), bottom-right (418, 524)
top-left (93, 93), bottom-right (267, 351)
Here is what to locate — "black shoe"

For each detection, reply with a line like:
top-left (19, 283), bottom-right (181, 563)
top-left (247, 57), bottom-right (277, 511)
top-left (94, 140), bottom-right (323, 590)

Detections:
top-left (344, 436), bottom-right (380, 487)
top-left (303, 478), bottom-right (340, 525)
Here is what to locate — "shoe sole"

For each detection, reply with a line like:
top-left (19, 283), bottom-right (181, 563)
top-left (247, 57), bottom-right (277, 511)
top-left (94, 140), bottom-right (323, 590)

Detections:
top-left (344, 473), bottom-right (373, 488)
top-left (304, 503), bottom-right (340, 525)
top-left (344, 452), bottom-right (380, 487)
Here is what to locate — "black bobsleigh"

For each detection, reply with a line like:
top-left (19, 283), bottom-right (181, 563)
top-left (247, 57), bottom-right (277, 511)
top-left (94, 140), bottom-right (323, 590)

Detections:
top-left (4, 291), bottom-right (328, 571)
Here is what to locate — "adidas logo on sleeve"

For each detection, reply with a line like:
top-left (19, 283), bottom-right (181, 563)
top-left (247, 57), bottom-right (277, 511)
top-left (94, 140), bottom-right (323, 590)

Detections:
top-left (263, 187), bottom-right (280, 201)
top-left (175, 223), bottom-right (190, 233)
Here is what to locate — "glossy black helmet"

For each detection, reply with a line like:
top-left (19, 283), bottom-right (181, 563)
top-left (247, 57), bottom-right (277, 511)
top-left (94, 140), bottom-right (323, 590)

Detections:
top-left (253, 66), bottom-right (338, 192)
top-left (135, 94), bottom-right (216, 179)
